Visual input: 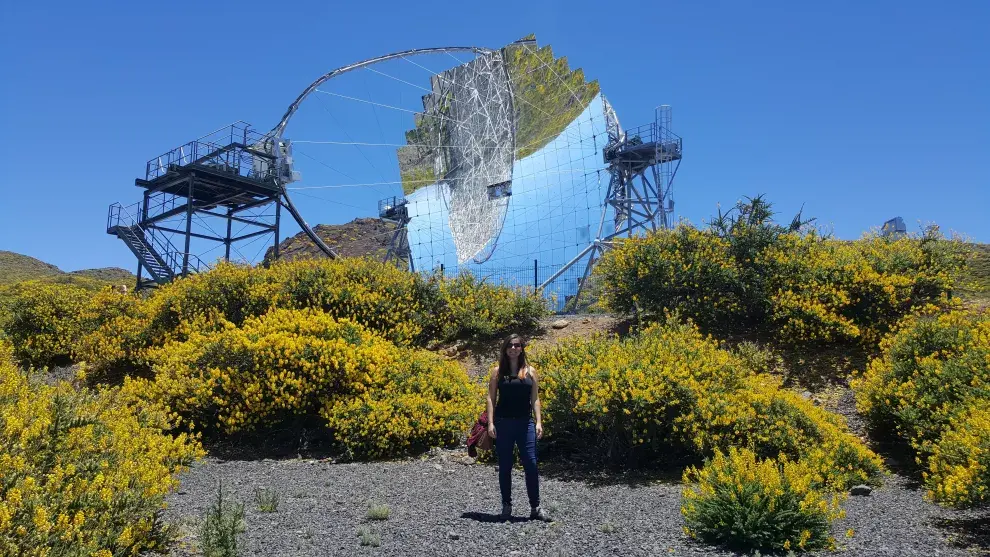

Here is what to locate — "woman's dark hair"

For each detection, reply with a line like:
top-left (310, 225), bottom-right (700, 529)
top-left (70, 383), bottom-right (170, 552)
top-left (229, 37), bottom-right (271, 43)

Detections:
top-left (497, 333), bottom-right (528, 380)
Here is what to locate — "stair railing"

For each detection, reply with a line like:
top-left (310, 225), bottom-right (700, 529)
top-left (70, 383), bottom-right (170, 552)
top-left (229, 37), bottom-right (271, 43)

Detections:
top-left (108, 200), bottom-right (209, 278)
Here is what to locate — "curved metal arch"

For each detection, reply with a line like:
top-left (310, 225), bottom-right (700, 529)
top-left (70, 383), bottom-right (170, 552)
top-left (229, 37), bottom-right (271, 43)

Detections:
top-left (270, 46), bottom-right (493, 139)
top-left (269, 46), bottom-right (494, 260)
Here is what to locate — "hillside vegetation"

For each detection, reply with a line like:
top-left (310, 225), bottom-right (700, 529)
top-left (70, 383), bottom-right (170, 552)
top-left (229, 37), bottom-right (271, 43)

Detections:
top-left (0, 250), bottom-right (61, 283)
top-left (1, 197), bottom-right (988, 554)
top-left (958, 242), bottom-right (990, 308)
top-left (0, 250), bottom-right (134, 286)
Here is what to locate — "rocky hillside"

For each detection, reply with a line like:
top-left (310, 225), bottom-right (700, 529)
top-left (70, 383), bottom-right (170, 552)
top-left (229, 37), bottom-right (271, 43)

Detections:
top-left (263, 218), bottom-right (403, 266)
top-left (0, 250), bottom-right (135, 285)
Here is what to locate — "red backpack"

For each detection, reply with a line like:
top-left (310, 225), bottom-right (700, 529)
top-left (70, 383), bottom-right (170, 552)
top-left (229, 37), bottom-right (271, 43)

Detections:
top-left (466, 410), bottom-right (494, 457)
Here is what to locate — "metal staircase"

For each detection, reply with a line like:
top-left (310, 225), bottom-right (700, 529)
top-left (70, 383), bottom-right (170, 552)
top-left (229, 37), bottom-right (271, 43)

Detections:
top-left (107, 201), bottom-right (204, 287)
top-left (112, 224), bottom-right (174, 284)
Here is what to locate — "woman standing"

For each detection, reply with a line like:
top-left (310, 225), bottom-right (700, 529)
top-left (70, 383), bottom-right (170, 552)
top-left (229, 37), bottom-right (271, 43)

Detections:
top-left (486, 334), bottom-right (551, 522)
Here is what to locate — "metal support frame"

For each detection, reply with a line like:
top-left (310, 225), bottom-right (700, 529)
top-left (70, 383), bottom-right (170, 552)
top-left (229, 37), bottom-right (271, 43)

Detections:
top-left (108, 122), bottom-right (291, 288)
top-left (539, 104), bottom-right (682, 307)
top-left (380, 197), bottom-right (413, 271)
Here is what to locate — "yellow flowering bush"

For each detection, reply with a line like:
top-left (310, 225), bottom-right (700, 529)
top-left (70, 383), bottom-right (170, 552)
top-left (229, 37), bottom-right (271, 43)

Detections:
top-left (73, 287), bottom-right (152, 381)
top-left (925, 403), bottom-right (990, 507)
top-left (141, 261), bottom-right (274, 343)
top-left (853, 309), bottom-right (989, 452)
top-left (595, 197), bottom-right (965, 348)
top-left (67, 258), bottom-right (547, 383)
top-left (853, 308), bottom-right (990, 506)
top-left (0, 339), bottom-right (203, 556)
top-left (596, 225), bottom-right (746, 332)
top-left (130, 308), bottom-right (400, 433)
top-left (532, 317), bottom-right (882, 488)
top-left (435, 273), bottom-right (550, 341)
top-left (0, 280), bottom-right (92, 368)
top-left (700, 374), bottom-right (883, 490)
top-left (682, 447), bottom-right (845, 552)
top-left (321, 350), bottom-right (482, 459)
top-left (763, 228), bottom-right (964, 346)
top-left (124, 308), bottom-right (480, 458)
top-left (265, 257), bottom-right (429, 346)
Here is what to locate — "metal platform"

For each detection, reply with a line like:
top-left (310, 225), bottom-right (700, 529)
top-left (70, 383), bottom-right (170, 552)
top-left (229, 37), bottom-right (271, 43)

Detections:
top-left (108, 122), bottom-right (287, 289)
top-left (135, 122), bottom-right (282, 209)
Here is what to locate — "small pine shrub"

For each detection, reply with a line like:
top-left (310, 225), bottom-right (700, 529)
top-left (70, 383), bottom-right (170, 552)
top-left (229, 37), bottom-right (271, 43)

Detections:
top-left (199, 482), bottom-right (245, 557)
top-left (682, 447), bottom-right (844, 552)
top-left (732, 341), bottom-right (783, 376)
top-left (366, 504), bottom-right (390, 521)
top-left (253, 487), bottom-right (279, 513)
top-left (357, 526), bottom-right (381, 547)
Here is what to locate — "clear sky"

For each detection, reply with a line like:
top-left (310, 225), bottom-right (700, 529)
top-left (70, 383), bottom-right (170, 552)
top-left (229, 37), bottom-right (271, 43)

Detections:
top-left (1, 0), bottom-right (987, 272)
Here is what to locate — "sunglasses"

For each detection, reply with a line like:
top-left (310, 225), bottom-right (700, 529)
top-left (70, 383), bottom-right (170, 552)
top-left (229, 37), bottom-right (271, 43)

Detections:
top-left (508, 343), bottom-right (523, 348)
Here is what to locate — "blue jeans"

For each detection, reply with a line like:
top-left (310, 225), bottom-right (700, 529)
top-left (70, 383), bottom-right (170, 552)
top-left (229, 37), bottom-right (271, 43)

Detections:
top-left (494, 417), bottom-right (540, 508)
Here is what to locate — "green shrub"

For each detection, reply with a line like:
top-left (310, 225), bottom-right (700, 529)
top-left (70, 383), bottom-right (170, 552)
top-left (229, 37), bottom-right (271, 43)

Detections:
top-left (853, 308), bottom-right (990, 507)
top-left (0, 280), bottom-right (92, 368)
top-left (435, 273), bottom-right (550, 341)
top-left (596, 225), bottom-right (745, 333)
top-left (124, 308), bottom-right (481, 459)
top-left (532, 317), bottom-right (882, 489)
top-left (199, 482), bottom-right (245, 557)
top-left (365, 504), bottom-right (390, 521)
top-left (682, 447), bottom-right (844, 552)
top-left (926, 403), bottom-right (990, 507)
top-left (0, 339), bottom-right (203, 557)
top-left (853, 309), bottom-right (990, 454)
top-left (253, 487), bottom-right (279, 513)
top-left (595, 197), bottom-right (965, 348)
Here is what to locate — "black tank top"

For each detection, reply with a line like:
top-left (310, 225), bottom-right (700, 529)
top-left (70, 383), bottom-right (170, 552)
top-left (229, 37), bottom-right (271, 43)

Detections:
top-left (495, 369), bottom-right (534, 419)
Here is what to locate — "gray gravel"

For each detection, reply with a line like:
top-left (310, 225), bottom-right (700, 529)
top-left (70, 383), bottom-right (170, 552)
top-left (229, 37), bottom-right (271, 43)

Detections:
top-left (161, 449), bottom-right (987, 556)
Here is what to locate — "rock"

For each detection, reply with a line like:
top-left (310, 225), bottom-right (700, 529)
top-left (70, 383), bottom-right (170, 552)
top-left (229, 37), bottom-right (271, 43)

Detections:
top-left (432, 463), bottom-right (443, 471)
top-left (448, 531), bottom-right (460, 540)
top-left (551, 319), bottom-right (570, 330)
top-left (458, 456), bottom-right (476, 465)
top-left (850, 485), bottom-right (873, 496)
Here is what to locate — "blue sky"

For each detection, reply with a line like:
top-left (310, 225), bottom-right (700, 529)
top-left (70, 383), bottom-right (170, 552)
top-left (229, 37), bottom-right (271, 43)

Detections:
top-left (1, 0), bottom-right (987, 272)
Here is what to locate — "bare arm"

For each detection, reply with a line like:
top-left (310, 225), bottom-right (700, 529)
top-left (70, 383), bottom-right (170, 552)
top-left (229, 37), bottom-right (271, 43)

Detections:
top-left (530, 366), bottom-right (543, 438)
top-left (486, 367), bottom-right (498, 437)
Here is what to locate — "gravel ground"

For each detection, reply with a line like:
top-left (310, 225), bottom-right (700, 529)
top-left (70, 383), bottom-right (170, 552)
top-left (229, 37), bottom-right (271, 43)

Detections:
top-left (161, 449), bottom-right (988, 557)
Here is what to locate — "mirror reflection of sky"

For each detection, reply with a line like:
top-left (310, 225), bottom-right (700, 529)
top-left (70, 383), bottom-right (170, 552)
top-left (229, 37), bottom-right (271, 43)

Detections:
top-left (404, 93), bottom-right (613, 307)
